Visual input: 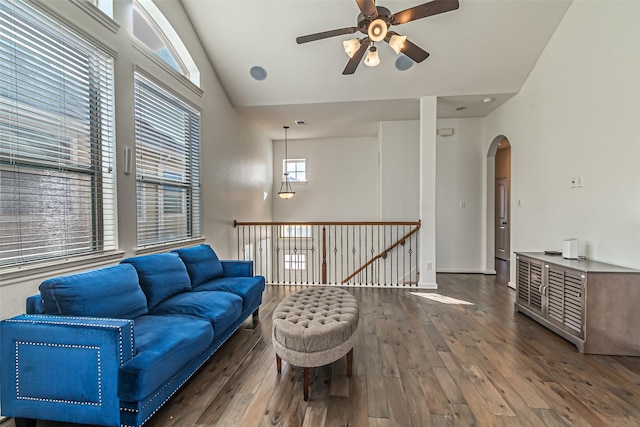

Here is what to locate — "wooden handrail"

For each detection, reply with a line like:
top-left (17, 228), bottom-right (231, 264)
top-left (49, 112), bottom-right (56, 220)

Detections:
top-left (341, 223), bottom-right (421, 284)
top-left (234, 220), bottom-right (420, 227)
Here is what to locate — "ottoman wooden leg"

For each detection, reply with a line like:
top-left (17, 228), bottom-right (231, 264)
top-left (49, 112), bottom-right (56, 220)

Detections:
top-left (303, 367), bottom-right (310, 401)
top-left (276, 354), bottom-right (282, 374)
top-left (346, 348), bottom-right (353, 377)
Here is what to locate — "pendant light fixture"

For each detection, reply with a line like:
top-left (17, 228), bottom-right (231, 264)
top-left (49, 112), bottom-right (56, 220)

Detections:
top-left (278, 125), bottom-right (295, 200)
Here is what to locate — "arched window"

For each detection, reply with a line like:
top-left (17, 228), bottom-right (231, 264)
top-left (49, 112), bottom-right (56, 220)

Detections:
top-left (132, 0), bottom-right (200, 86)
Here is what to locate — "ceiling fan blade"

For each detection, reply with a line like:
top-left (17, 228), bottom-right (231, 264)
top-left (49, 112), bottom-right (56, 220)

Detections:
top-left (296, 27), bottom-right (358, 44)
top-left (343, 39), bottom-right (370, 75)
top-left (355, 0), bottom-right (378, 18)
top-left (390, 0), bottom-right (459, 25)
top-left (401, 39), bottom-right (430, 63)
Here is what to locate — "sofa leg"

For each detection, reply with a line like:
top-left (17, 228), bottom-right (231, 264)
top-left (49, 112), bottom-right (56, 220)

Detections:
top-left (252, 308), bottom-right (260, 325)
top-left (15, 418), bottom-right (37, 427)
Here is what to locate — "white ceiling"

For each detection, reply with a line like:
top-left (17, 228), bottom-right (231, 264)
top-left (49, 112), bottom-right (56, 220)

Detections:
top-left (180, 0), bottom-right (572, 140)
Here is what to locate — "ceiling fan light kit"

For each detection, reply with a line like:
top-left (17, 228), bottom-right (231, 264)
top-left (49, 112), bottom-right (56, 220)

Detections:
top-left (367, 18), bottom-right (387, 42)
top-left (388, 34), bottom-right (407, 54)
top-left (364, 46), bottom-right (380, 67)
top-left (296, 0), bottom-right (459, 74)
top-left (343, 38), bottom-right (361, 58)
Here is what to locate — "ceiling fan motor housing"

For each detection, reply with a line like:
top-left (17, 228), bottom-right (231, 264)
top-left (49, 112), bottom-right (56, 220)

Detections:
top-left (356, 6), bottom-right (391, 35)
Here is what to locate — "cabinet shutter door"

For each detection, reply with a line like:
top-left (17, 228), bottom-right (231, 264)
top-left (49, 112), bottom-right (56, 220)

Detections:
top-left (517, 259), bottom-right (530, 303)
top-left (563, 271), bottom-right (584, 334)
top-left (529, 262), bottom-right (543, 312)
top-left (547, 268), bottom-right (564, 324)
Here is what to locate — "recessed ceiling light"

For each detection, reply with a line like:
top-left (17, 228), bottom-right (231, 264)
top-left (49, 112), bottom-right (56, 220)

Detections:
top-left (295, 120), bottom-right (307, 125)
top-left (249, 66), bottom-right (267, 81)
top-left (482, 97), bottom-right (494, 103)
top-left (456, 106), bottom-right (467, 111)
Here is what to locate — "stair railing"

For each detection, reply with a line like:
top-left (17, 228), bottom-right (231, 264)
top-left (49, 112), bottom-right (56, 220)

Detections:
top-left (233, 220), bottom-right (420, 287)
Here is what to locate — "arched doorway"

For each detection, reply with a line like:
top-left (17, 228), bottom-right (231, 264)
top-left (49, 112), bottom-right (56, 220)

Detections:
top-left (485, 136), bottom-right (511, 283)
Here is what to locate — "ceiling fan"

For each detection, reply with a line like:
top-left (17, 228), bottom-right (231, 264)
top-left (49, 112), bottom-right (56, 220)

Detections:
top-left (296, 0), bottom-right (459, 75)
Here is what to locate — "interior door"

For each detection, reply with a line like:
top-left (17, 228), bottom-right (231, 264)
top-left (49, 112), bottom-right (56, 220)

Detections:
top-left (495, 177), bottom-right (510, 261)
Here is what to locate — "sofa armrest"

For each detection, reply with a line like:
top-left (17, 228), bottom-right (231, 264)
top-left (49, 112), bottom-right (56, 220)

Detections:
top-left (26, 294), bottom-right (44, 314)
top-left (221, 260), bottom-right (253, 277)
top-left (0, 314), bottom-right (134, 426)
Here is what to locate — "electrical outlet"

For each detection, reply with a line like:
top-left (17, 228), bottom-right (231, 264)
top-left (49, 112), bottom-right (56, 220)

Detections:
top-left (426, 261), bottom-right (433, 270)
top-left (570, 177), bottom-right (576, 188)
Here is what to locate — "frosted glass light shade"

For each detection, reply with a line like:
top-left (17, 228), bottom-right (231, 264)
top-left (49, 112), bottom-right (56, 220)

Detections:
top-left (367, 19), bottom-right (387, 42)
top-left (278, 190), bottom-right (295, 199)
top-left (364, 46), bottom-right (380, 67)
top-left (343, 38), bottom-right (361, 58)
top-left (389, 34), bottom-right (407, 54)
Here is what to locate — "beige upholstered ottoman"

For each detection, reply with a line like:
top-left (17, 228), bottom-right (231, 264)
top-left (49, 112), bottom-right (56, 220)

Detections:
top-left (272, 287), bottom-right (359, 400)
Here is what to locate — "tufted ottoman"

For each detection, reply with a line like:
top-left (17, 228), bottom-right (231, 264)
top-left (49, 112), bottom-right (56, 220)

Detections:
top-left (272, 287), bottom-right (359, 401)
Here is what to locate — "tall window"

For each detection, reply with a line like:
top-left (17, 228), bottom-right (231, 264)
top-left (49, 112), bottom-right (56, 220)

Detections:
top-left (134, 72), bottom-right (201, 247)
top-left (0, 0), bottom-right (116, 266)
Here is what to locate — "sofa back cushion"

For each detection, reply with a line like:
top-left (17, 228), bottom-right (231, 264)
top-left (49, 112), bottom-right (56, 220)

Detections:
top-left (39, 264), bottom-right (148, 318)
top-left (173, 244), bottom-right (224, 287)
top-left (121, 253), bottom-right (192, 309)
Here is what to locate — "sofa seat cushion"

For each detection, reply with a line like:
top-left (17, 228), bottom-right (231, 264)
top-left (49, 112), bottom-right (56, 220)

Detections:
top-left (119, 315), bottom-right (213, 402)
top-left (121, 253), bottom-right (192, 310)
top-left (173, 244), bottom-right (224, 286)
top-left (39, 264), bottom-right (148, 318)
top-left (192, 276), bottom-right (265, 311)
top-left (150, 291), bottom-right (243, 336)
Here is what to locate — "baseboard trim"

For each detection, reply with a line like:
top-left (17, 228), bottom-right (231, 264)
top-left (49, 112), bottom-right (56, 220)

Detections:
top-left (417, 281), bottom-right (438, 289)
top-left (508, 281), bottom-right (516, 289)
top-left (483, 270), bottom-right (497, 275)
top-left (436, 269), bottom-right (486, 274)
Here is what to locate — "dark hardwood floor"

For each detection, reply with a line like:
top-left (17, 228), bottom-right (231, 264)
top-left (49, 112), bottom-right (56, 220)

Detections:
top-left (5, 268), bottom-right (640, 426)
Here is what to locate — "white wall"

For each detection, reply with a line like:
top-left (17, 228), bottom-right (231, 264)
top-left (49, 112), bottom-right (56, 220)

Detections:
top-left (0, 0), bottom-right (272, 320)
top-left (436, 118), bottom-right (486, 272)
top-left (419, 97), bottom-right (438, 287)
top-left (272, 136), bottom-right (379, 221)
top-left (484, 0), bottom-right (640, 284)
top-left (379, 121), bottom-right (420, 220)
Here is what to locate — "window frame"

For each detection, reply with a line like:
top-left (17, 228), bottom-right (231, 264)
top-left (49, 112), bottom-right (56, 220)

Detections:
top-left (0, 0), bottom-right (116, 268)
top-left (283, 158), bottom-right (307, 182)
top-left (131, 0), bottom-right (200, 87)
top-left (133, 71), bottom-right (202, 248)
top-left (284, 254), bottom-right (307, 271)
top-left (279, 225), bottom-right (313, 239)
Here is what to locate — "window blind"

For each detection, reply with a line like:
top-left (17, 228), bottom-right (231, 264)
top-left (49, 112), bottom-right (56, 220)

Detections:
top-left (0, 0), bottom-right (116, 266)
top-left (133, 72), bottom-right (201, 246)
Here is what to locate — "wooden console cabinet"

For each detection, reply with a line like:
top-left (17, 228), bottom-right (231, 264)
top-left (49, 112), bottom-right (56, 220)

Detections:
top-left (514, 252), bottom-right (640, 356)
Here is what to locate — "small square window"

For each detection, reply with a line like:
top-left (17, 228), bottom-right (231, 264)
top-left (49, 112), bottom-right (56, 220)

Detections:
top-left (285, 254), bottom-right (306, 270)
top-left (284, 159), bottom-right (306, 182)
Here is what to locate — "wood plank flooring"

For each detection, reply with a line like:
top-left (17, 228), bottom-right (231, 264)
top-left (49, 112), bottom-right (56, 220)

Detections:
top-left (5, 269), bottom-right (640, 426)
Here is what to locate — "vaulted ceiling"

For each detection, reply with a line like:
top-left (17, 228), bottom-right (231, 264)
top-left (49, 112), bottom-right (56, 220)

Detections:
top-left (180, 0), bottom-right (572, 139)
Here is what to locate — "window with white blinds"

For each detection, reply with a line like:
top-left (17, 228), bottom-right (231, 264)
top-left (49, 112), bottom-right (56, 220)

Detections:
top-left (0, 0), bottom-right (116, 267)
top-left (134, 72), bottom-right (201, 247)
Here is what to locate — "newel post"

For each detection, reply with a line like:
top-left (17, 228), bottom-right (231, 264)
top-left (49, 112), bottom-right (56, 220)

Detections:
top-left (322, 226), bottom-right (327, 284)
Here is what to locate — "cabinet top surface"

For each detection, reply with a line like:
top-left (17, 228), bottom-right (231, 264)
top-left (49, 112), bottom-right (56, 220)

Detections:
top-left (515, 252), bottom-right (639, 273)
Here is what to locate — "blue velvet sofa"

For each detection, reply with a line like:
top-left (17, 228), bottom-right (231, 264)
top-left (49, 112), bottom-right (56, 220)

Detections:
top-left (0, 244), bottom-right (265, 427)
